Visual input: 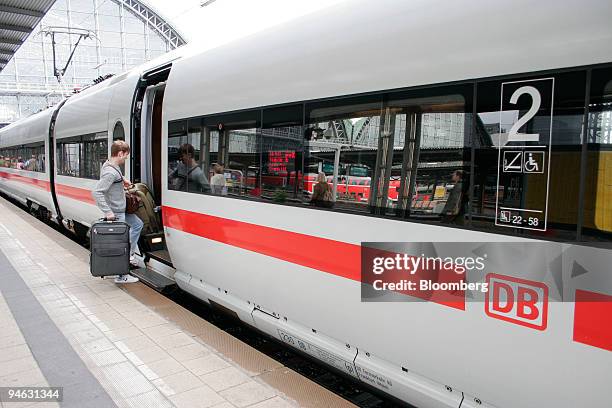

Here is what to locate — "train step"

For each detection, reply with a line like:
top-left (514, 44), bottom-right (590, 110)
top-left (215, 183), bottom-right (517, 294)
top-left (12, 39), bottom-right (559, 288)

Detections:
top-left (130, 267), bottom-right (178, 295)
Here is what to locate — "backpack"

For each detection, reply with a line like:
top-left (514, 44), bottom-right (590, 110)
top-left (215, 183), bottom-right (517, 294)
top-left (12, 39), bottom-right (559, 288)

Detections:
top-left (109, 164), bottom-right (141, 214)
top-left (127, 183), bottom-right (160, 235)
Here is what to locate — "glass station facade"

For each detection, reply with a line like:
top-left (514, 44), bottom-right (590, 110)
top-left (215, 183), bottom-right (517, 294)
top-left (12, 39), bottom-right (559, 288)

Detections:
top-left (0, 0), bottom-right (184, 125)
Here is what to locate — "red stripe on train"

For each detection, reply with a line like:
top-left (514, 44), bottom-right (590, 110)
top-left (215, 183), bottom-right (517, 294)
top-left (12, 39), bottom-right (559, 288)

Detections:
top-left (162, 205), bottom-right (361, 281)
top-left (55, 183), bottom-right (96, 205)
top-left (573, 290), bottom-right (612, 352)
top-left (162, 205), bottom-right (465, 310)
top-left (0, 170), bottom-right (95, 205)
top-left (0, 171), bottom-right (50, 191)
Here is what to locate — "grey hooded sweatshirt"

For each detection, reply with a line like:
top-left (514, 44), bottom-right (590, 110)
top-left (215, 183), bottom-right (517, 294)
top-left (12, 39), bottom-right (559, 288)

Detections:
top-left (92, 161), bottom-right (125, 215)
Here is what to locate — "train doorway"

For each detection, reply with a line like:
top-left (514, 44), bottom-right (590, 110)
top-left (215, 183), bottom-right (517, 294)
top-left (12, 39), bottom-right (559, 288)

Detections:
top-left (139, 83), bottom-right (173, 267)
top-left (141, 84), bottom-right (164, 204)
top-left (130, 64), bottom-right (176, 287)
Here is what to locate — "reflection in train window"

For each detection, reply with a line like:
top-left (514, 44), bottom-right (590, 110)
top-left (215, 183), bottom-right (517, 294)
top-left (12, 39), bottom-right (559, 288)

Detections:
top-left (83, 133), bottom-right (108, 179)
top-left (224, 128), bottom-right (260, 197)
top-left (164, 67), bottom-right (610, 247)
top-left (260, 104), bottom-right (304, 203)
top-left (583, 67), bottom-right (612, 241)
top-left (386, 86), bottom-right (473, 223)
top-left (305, 97), bottom-right (382, 212)
top-left (0, 142), bottom-right (46, 172)
top-left (167, 120), bottom-right (210, 193)
top-left (56, 132), bottom-right (107, 179)
top-left (201, 110), bottom-right (262, 198)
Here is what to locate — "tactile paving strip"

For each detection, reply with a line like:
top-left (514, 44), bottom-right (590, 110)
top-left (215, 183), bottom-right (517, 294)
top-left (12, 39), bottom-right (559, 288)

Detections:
top-left (259, 366), bottom-right (356, 408)
top-left (122, 283), bottom-right (356, 407)
top-left (123, 284), bottom-right (283, 375)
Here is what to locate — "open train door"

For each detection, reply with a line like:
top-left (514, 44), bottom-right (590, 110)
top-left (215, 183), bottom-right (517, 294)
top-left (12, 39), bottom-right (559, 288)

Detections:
top-left (129, 64), bottom-right (177, 292)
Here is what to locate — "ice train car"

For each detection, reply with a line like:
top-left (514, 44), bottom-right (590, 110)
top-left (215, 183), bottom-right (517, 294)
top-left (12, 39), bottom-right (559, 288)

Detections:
top-left (1, 1), bottom-right (611, 407)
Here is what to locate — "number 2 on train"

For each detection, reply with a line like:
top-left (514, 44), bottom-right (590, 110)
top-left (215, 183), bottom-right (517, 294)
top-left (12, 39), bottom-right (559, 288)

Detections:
top-left (507, 85), bottom-right (541, 142)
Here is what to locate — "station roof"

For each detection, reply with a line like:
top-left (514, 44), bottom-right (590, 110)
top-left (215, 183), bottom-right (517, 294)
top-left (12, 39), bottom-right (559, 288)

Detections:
top-left (0, 0), bottom-right (57, 73)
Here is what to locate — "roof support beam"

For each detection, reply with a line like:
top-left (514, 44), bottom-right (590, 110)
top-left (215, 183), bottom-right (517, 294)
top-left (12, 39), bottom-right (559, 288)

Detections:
top-left (0, 5), bottom-right (45, 18)
top-left (0, 58), bottom-right (10, 64)
top-left (0, 24), bottom-right (32, 33)
top-left (0, 38), bottom-right (23, 46)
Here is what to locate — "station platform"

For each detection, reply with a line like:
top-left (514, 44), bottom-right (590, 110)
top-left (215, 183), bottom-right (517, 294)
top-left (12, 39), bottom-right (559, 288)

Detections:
top-left (0, 197), bottom-right (353, 408)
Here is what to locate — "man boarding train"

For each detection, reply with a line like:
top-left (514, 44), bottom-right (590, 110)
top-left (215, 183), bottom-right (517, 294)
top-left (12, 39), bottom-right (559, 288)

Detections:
top-left (92, 140), bottom-right (142, 284)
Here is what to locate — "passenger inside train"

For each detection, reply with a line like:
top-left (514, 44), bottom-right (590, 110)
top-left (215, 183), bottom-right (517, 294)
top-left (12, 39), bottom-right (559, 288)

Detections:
top-left (168, 143), bottom-right (211, 193)
top-left (310, 172), bottom-right (334, 208)
top-left (210, 163), bottom-right (227, 195)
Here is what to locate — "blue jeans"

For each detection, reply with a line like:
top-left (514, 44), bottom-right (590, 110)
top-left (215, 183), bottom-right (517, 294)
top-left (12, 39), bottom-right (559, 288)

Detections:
top-left (116, 213), bottom-right (143, 256)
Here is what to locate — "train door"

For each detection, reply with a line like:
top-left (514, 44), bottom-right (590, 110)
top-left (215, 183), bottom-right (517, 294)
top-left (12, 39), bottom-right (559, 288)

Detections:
top-left (130, 64), bottom-right (176, 289)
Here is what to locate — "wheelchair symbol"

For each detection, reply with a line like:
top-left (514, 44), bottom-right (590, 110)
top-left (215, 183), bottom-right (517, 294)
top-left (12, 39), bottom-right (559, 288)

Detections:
top-left (523, 151), bottom-right (545, 174)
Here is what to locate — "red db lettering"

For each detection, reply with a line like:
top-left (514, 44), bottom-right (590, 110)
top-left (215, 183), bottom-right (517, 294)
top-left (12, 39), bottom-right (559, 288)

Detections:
top-left (517, 286), bottom-right (539, 320)
top-left (485, 274), bottom-right (548, 331)
top-left (492, 281), bottom-right (514, 313)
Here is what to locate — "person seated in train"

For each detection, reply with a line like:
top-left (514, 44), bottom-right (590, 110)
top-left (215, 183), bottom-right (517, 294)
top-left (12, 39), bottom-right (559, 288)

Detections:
top-left (210, 163), bottom-right (227, 195)
top-left (310, 172), bottom-right (334, 208)
top-left (441, 170), bottom-right (468, 225)
top-left (25, 154), bottom-right (37, 171)
top-left (16, 157), bottom-right (24, 170)
top-left (92, 140), bottom-right (142, 284)
top-left (0, 156), bottom-right (5, 167)
top-left (168, 143), bottom-right (211, 193)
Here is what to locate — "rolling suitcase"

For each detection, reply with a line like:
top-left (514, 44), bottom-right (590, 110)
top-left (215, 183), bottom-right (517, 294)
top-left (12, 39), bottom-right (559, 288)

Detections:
top-left (90, 220), bottom-right (130, 277)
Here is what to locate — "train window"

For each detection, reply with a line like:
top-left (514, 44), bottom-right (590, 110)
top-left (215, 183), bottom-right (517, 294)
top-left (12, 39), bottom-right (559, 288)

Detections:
top-left (57, 132), bottom-right (108, 179)
top-left (83, 132), bottom-right (107, 179)
top-left (261, 104), bottom-right (304, 203)
top-left (112, 122), bottom-right (126, 174)
top-left (200, 111), bottom-right (262, 198)
top-left (168, 120), bottom-right (210, 193)
top-left (582, 67), bottom-right (612, 242)
top-left (57, 138), bottom-right (81, 177)
top-left (305, 96), bottom-right (382, 212)
top-left (0, 143), bottom-right (45, 172)
top-left (474, 70), bottom-right (586, 241)
top-left (386, 84), bottom-right (473, 223)
top-left (223, 127), bottom-right (261, 197)
top-left (112, 121), bottom-right (125, 141)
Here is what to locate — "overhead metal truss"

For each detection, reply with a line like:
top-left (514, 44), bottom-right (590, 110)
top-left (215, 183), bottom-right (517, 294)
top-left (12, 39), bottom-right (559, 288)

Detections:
top-left (0, 0), bottom-right (186, 74)
top-left (114, 0), bottom-right (186, 49)
top-left (0, 0), bottom-right (57, 73)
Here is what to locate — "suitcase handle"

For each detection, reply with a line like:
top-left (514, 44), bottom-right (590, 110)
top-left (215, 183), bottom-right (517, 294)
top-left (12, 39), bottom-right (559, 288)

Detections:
top-left (94, 247), bottom-right (127, 257)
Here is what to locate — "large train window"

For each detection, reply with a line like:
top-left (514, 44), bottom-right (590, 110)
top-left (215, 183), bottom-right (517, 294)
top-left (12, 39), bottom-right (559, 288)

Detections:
top-left (474, 70), bottom-right (586, 241)
top-left (56, 131), bottom-right (108, 179)
top-left (305, 96), bottom-right (382, 213)
top-left (386, 84), bottom-right (473, 222)
top-left (167, 119), bottom-right (209, 193)
top-left (582, 67), bottom-right (612, 242)
top-left (260, 104), bottom-right (304, 203)
top-left (200, 110), bottom-right (261, 198)
top-left (0, 142), bottom-right (45, 172)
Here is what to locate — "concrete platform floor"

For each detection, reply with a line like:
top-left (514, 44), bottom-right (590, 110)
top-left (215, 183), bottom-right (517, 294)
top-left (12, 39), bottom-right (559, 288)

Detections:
top-left (0, 197), bottom-right (354, 408)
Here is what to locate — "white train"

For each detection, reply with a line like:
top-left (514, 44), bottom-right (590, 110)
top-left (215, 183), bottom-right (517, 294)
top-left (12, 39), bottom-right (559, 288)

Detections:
top-left (1, 1), bottom-right (611, 407)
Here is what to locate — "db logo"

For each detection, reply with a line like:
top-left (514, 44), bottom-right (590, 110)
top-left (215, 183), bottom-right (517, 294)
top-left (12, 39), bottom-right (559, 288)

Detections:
top-left (485, 273), bottom-right (548, 331)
